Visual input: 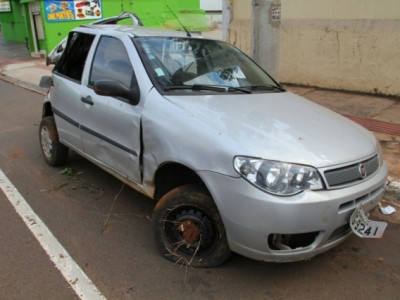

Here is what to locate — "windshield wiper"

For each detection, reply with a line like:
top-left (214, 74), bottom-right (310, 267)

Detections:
top-left (164, 84), bottom-right (227, 92)
top-left (248, 84), bottom-right (286, 92)
top-left (164, 84), bottom-right (252, 94)
top-left (224, 86), bottom-right (252, 94)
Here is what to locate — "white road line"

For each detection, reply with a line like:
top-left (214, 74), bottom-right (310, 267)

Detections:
top-left (0, 168), bottom-right (106, 300)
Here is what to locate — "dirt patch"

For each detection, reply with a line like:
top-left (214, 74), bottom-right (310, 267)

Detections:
top-left (9, 149), bottom-right (26, 159)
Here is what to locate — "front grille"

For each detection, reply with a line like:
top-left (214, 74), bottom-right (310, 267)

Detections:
top-left (324, 155), bottom-right (379, 187)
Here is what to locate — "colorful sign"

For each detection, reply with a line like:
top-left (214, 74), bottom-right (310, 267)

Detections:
top-left (0, 0), bottom-right (11, 12)
top-left (44, 0), bottom-right (102, 22)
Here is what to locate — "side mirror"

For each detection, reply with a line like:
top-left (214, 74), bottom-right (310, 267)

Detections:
top-left (94, 80), bottom-right (140, 105)
top-left (46, 50), bottom-right (63, 66)
top-left (39, 76), bottom-right (53, 88)
top-left (46, 38), bottom-right (67, 66)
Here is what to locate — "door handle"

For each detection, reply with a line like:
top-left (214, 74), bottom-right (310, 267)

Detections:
top-left (81, 96), bottom-right (94, 105)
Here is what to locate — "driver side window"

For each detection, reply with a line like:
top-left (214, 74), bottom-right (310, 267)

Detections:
top-left (89, 36), bottom-right (134, 88)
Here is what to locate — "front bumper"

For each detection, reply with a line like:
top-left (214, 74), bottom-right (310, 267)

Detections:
top-left (199, 162), bottom-right (388, 262)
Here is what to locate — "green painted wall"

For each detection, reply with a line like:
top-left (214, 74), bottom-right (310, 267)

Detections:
top-left (23, 5), bottom-right (35, 53)
top-left (0, 0), bottom-right (206, 55)
top-left (42, 0), bottom-right (206, 53)
top-left (0, 1), bottom-right (28, 43)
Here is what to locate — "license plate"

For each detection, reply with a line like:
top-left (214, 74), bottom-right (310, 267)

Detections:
top-left (350, 205), bottom-right (387, 238)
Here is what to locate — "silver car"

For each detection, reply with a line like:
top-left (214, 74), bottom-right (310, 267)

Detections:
top-left (39, 23), bottom-right (388, 267)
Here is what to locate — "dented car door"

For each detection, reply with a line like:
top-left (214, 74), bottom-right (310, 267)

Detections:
top-left (79, 35), bottom-right (142, 183)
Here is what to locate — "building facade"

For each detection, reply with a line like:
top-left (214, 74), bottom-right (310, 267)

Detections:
top-left (0, 0), bottom-right (207, 57)
top-left (223, 0), bottom-right (400, 96)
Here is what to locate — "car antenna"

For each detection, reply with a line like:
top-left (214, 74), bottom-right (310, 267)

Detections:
top-left (166, 5), bottom-right (191, 37)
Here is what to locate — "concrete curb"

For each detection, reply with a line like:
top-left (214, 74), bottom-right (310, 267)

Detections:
top-left (387, 177), bottom-right (400, 191)
top-left (385, 177), bottom-right (400, 203)
top-left (0, 72), bottom-right (47, 96)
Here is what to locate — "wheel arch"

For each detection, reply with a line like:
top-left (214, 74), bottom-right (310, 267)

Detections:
top-left (153, 162), bottom-right (208, 200)
top-left (42, 101), bottom-right (53, 118)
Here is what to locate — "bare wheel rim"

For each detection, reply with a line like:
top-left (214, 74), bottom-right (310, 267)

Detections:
top-left (40, 126), bottom-right (53, 159)
top-left (163, 206), bottom-right (218, 257)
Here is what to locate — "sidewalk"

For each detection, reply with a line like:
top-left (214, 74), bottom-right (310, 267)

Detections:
top-left (0, 59), bottom-right (52, 94)
top-left (0, 32), bottom-right (51, 94)
top-left (0, 38), bottom-right (399, 204)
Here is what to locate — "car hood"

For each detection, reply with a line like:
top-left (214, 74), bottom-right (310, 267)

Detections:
top-left (164, 91), bottom-right (377, 168)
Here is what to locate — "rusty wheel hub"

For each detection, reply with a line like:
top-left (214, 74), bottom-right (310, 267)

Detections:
top-left (178, 220), bottom-right (202, 244)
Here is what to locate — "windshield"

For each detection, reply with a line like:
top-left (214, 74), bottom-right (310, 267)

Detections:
top-left (134, 37), bottom-right (282, 93)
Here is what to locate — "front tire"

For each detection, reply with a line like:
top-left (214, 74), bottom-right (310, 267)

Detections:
top-left (152, 184), bottom-right (230, 267)
top-left (39, 116), bottom-right (68, 166)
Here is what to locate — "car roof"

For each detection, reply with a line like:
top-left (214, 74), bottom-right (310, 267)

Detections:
top-left (79, 24), bottom-right (202, 39)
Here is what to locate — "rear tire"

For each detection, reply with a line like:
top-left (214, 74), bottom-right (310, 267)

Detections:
top-left (39, 116), bottom-right (68, 166)
top-left (152, 184), bottom-right (230, 267)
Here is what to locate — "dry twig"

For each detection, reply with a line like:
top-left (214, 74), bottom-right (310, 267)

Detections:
top-left (101, 183), bottom-right (125, 233)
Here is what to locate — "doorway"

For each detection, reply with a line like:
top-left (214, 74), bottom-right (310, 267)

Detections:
top-left (28, 1), bottom-right (45, 57)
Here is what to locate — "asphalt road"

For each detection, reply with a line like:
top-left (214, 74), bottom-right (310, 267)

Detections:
top-left (1, 80), bottom-right (399, 299)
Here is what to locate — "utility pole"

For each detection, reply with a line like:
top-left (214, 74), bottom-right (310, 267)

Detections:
top-left (251, 0), bottom-right (281, 79)
top-left (221, 0), bottom-right (230, 42)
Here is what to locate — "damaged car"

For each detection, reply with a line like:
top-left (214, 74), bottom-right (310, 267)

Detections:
top-left (39, 20), bottom-right (388, 267)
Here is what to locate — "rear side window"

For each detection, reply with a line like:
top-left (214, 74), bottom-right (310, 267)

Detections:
top-left (89, 36), bottom-right (134, 88)
top-left (55, 32), bottom-right (95, 82)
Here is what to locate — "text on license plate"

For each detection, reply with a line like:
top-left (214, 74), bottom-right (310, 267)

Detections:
top-left (350, 205), bottom-right (387, 238)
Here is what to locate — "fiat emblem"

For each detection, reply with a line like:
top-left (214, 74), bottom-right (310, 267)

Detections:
top-left (359, 163), bottom-right (367, 178)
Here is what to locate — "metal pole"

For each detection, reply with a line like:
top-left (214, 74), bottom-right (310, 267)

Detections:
top-left (251, 0), bottom-right (281, 79)
top-left (221, 0), bottom-right (231, 42)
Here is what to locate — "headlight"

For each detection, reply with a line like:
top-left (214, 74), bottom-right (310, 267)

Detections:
top-left (233, 156), bottom-right (323, 196)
